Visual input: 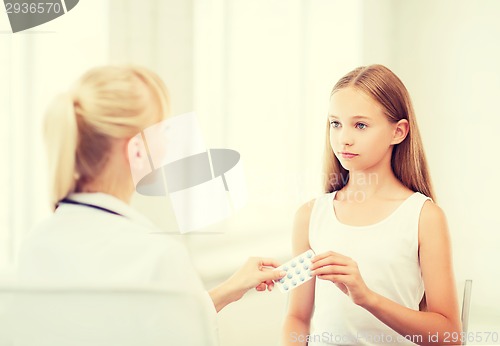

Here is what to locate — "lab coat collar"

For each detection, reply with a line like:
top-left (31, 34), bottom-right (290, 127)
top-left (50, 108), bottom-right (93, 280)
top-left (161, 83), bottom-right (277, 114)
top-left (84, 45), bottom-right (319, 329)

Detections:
top-left (63, 192), bottom-right (156, 229)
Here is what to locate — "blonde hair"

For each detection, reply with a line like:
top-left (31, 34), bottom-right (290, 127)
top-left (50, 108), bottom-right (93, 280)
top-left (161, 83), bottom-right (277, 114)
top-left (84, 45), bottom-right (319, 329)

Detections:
top-left (322, 64), bottom-right (435, 200)
top-left (44, 65), bottom-right (170, 209)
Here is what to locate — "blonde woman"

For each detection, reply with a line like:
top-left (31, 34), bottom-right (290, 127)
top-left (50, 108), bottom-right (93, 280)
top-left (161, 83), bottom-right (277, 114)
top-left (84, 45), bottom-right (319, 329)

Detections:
top-left (17, 65), bottom-right (285, 319)
top-left (282, 65), bottom-right (461, 345)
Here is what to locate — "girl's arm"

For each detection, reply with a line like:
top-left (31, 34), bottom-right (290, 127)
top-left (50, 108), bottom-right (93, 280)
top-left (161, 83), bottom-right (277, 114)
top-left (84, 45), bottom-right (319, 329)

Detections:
top-left (311, 201), bottom-right (462, 345)
top-left (365, 201), bottom-right (461, 345)
top-left (281, 200), bottom-right (316, 346)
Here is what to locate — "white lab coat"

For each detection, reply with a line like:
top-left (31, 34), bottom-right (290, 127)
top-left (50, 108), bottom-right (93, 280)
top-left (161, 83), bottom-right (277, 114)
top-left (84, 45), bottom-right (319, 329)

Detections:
top-left (15, 192), bottom-right (217, 333)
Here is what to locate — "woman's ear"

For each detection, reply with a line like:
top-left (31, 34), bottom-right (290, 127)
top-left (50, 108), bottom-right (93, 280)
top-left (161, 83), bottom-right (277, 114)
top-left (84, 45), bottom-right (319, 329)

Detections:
top-left (391, 119), bottom-right (409, 145)
top-left (127, 135), bottom-right (146, 170)
top-left (125, 135), bottom-right (154, 187)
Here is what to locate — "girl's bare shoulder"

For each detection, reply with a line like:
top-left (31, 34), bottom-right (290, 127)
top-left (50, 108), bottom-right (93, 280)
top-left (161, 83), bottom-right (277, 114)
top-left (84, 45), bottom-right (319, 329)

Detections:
top-left (418, 198), bottom-right (449, 248)
top-left (420, 199), bottom-right (447, 227)
top-left (295, 198), bottom-right (316, 220)
top-left (292, 199), bottom-right (317, 251)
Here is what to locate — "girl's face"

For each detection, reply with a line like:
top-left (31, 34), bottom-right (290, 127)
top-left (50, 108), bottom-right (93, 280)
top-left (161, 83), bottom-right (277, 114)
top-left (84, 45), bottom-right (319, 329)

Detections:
top-left (328, 87), bottom-right (403, 172)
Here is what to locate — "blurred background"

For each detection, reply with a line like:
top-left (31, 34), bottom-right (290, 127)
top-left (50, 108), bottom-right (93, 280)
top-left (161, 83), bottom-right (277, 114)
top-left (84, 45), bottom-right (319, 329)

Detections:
top-left (1, 0), bottom-right (500, 345)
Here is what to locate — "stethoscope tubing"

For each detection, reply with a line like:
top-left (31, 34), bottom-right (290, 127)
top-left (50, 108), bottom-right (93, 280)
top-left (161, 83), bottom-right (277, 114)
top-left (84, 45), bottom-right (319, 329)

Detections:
top-left (57, 198), bottom-right (124, 217)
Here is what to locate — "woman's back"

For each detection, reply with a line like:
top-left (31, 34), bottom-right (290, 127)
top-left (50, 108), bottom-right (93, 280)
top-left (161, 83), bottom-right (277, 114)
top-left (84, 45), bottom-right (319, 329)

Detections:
top-left (17, 192), bottom-right (202, 293)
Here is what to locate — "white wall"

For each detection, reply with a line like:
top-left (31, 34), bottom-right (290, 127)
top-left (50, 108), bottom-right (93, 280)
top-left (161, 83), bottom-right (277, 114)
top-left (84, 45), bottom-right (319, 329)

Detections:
top-left (392, 0), bottom-right (500, 325)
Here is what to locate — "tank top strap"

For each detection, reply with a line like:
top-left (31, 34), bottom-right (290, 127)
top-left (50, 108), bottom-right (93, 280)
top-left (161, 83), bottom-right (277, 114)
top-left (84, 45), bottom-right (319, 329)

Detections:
top-left (399, 192), bottom-right (432, 227)
top-left (310, 192), bottom-right (335, 219)
top-left (309, 192), bottom-right (336, 250)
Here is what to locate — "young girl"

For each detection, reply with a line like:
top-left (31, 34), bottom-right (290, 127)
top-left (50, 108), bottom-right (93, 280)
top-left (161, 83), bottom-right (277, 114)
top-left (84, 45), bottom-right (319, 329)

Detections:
top-left (281, 65), bottom-right (461, 345)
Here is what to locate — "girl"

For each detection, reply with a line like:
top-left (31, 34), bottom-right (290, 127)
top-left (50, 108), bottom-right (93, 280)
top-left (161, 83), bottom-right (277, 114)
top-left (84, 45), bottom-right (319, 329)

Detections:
top-left (16, 65), bottom-right (285, 332)
top-left (281, 65), bottom-right (461, 345)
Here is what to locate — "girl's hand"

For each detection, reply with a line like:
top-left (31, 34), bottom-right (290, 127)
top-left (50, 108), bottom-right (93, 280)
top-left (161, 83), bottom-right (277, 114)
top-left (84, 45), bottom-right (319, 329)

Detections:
top-left (310, 251), bottom-right (375, 307)
top-left (209, 257), bottom-right (286, 312)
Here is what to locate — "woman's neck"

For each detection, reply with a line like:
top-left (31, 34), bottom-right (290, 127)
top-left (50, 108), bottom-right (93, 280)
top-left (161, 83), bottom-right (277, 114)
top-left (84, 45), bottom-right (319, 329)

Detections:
top-left (79, 167), bottom-right (135, 204)
top-left (78, 139), bottom-right (136, 204)
top-left (80, 184), bottom-right (134, 204)
top-left (80, 181), bottom-right (134, 204)
top-left (341, 157), bottom-right (403, 202)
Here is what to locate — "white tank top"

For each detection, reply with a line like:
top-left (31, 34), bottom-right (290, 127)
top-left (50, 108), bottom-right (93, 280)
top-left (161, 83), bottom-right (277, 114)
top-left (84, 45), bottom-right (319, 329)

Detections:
top-left (308, 191), bottom-right (429, 346)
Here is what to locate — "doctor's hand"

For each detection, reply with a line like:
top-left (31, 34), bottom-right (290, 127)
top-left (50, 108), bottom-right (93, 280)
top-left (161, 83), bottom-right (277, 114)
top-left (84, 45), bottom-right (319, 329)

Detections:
top-left (209, 257), bottom-right (286, 313)
top-left (232, 257), bottom-right (286, 293)
top-left (311, 251), bottom-right (375, 308)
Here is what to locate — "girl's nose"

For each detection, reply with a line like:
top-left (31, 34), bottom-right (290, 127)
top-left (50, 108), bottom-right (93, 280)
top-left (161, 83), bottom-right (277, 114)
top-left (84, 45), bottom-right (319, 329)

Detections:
top-left (338, 128), bottom-right (354, 146)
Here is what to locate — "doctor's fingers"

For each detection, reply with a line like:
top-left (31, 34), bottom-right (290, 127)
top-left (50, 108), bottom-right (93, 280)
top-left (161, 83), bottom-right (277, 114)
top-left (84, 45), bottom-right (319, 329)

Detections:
top-left (259, 266), bottom-right (286, 282)
top-left (266, 280), bottom-right (275, 291)
top-left (255, 283), bottom-right (267, 291)
top-left (252, 257), bottom-right (281, 269)
top-left (255, 281), bottom-right (275, 292)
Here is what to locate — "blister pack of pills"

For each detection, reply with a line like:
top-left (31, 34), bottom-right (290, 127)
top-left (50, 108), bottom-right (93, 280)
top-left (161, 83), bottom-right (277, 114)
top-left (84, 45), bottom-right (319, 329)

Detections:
top-left (274, 249), bottom-right (315, 293)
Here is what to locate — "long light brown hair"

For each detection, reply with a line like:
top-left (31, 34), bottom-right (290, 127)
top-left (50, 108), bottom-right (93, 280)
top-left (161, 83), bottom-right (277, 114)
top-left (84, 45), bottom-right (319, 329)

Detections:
top-left (322, 64), bottom-right (435, 200)
top-left (44, 65), bottom-right (170, 209)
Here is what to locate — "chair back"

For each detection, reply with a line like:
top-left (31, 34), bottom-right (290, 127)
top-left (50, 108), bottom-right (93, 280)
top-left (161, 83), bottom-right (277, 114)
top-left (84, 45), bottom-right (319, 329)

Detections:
top-left (461, 279), bottom-right (473, 345)
top-left (0, 282), bottom-right (218, 346)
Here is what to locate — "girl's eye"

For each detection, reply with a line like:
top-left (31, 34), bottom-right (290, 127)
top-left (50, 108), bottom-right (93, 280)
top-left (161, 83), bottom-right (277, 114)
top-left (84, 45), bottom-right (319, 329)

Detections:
top-left (355, 123), bottom-right (367, 130)
top-left (330, 120), bottom-right (341, 128)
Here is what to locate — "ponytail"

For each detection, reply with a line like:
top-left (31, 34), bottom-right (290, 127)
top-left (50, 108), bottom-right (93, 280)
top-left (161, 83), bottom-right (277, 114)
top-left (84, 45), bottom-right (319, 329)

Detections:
top-left (44, 93), bottom-right (78, 210)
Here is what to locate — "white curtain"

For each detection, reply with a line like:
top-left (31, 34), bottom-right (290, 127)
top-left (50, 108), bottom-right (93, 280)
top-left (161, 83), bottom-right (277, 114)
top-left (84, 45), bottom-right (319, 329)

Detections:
top-left (0, 0), bottom-right (109, 270)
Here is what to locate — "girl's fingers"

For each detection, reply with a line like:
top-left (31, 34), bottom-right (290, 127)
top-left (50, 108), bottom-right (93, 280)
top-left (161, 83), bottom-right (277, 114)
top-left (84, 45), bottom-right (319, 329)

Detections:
top-left (311, 256), bottom-right (350, 270)
top-left (311, 265), bottom-right (350, 276)
top-left (311, 251), bottom-right (348, 263)
top-left (310, 251), bottom-right (332, 262)
top-left (316, 274), bottom-right (349, 284)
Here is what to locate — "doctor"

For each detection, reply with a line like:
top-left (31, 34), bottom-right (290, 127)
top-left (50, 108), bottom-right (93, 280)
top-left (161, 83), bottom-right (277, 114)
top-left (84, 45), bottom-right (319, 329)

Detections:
top-left (16, 65), bottom-right (285, 316)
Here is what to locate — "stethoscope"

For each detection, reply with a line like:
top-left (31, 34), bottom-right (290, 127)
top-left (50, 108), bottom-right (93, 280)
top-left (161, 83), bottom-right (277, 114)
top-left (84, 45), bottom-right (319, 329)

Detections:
top-left (57, 198), bottom-right (124, 217)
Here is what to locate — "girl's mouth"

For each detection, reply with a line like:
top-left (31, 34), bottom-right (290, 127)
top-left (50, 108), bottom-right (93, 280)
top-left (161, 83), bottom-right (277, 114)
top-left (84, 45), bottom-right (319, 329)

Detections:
top-left (340, 152), bottom-right (358, 159)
